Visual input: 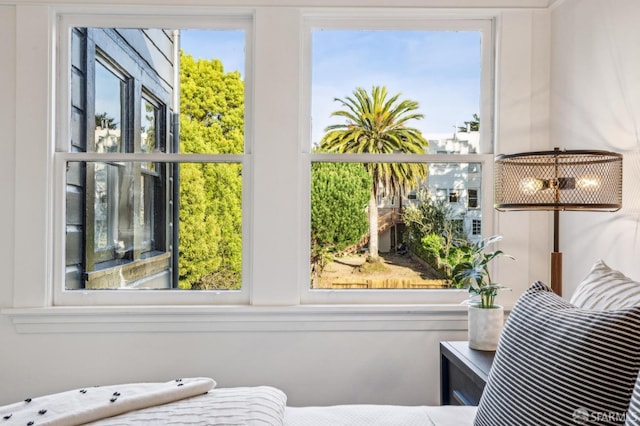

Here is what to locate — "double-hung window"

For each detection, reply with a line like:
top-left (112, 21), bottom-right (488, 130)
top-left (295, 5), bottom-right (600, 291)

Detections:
top-left (302, 14), bottom-right (495, 304)
top-left (50, 9), bottom-right (495, 307)
top-left (56, 15), bottom-right (251, 305)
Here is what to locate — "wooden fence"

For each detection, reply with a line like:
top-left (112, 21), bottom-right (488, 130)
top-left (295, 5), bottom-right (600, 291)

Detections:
top-left (317, 277), bottom-right (453, 289)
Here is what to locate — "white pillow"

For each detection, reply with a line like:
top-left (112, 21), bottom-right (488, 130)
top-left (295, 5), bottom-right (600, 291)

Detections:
top-left (627, 370), bottom-right (640, 426)
top-left (570, 260), bottom-right (640, 310)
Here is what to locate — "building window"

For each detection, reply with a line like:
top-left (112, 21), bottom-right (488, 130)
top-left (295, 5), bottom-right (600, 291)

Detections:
top-left (468, 189), bottom-right (479, 209)
top-left (92, 60), bottom-right (125, 257)
top-left (66, 31), bottom-right (174, 290)
top-left (472, 219), bottom-right (482, 235)
top-left (449, 190), bottom-right (459, 203)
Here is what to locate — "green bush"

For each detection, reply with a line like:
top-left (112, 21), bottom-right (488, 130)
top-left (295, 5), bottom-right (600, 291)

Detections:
top-left (402, 189), bottom-right (472, 281)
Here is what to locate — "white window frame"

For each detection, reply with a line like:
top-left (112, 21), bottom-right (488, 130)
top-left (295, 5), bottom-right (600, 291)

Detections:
top-left (53, 10), bottom-right (254, 306)
top-left (8, 5), bottom-right (500, 313)
top-left (299, 12), bottom-right (496, 304)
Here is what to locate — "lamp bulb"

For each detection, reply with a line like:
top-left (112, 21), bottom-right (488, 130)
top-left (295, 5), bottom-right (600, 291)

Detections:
top-left (519, 178), bottom-right (543, 194)
top-left (577, 177), bottom-right (600, 190)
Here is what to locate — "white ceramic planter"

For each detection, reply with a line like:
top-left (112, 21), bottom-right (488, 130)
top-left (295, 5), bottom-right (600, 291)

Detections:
top-left (468, 304), bottom-right (504, 351)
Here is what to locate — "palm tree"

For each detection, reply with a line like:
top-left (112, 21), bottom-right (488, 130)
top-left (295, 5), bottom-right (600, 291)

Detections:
top-left (319, 86), bottom-right (428, 260)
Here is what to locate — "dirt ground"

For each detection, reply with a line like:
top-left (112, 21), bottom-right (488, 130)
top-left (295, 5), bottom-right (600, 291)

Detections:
top-left (318, 251), bottom-right (444, 283)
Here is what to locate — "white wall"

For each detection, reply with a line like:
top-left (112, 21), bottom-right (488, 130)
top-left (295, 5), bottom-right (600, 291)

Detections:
top-left (0, 0), bottom-right (557, 407)
top-left (550, 0), bottom-right (640, 296)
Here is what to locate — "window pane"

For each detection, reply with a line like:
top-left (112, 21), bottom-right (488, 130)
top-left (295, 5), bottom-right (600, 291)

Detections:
top-left (141, 97), bottom-right (158, 154)
top-left (65, 161), bottom-right (242, 291)
top-left (472, 219), bottom-right (482, 235)
top-left (178, 162), bottom-right (242, 291)
top-left (311, 30), bottom-right (482, 151)
top-left (309, 27), bottom-right (487, 293)
top-left (179, 29), bottom-right (245, 155)
top-left (310, 162), bottom-right (482, 290)
top-left (65, 28), bottom-right (247, 292)
top-left (93, 162), bottom-right (116, 250)
top-left (94, 61), bottom-right (123, 153)
top-left (66, 160), bottom-right (169, 289)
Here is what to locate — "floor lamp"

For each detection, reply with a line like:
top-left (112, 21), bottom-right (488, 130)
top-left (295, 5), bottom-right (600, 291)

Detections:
top-left (494, 148), bottom-right (623, 296)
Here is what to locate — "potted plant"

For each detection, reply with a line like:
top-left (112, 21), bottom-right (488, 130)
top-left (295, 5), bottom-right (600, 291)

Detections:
top-left (453, 235), bottom-right (514, 351)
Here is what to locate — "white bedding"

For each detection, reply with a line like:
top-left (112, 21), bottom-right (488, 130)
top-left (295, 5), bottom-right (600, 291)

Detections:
top-left (0, 378), bottom-right (477, 426)
top-left (285, 404), bottom-right (477, 426)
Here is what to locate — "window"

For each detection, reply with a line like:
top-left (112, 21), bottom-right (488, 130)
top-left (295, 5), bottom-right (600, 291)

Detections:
top-left (92, 60), bottom-right (126, 259)
top-left (468, 189), bottom-right (479, 209)
top-left (41, 9), bottom-right (495, 307)
top-left (472, 219), bottom-right (482, 235)
top-left (78, 56), bottom-right (171, 290)
top-left (305, 16), bottom-right (495, 301)
top-left (57, 18), bottom-right (251, 304)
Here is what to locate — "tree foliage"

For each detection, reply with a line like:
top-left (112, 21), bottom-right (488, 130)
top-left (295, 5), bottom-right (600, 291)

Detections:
top-left (319, 86), bottom-right (428, 259)
top-left (178, 51), bottom-right (244, 289)
top-left (457, 113), bottom-right (480, 133)
top-left (402, 189), bottom-right (471, 280)
top-left (95, 112), bottom-right (117, 129)
top-left (310, 162), bottom-right (371, 275)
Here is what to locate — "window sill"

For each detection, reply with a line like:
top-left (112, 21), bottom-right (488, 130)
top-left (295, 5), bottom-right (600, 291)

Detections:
top-left (0, 304), bottom-right (478, 334)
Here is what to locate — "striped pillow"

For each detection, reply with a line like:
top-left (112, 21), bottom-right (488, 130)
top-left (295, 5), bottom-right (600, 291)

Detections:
top-left (570, 260), bottom-right (640, 310)
top-left (474, 281), bottom-right (640, 426)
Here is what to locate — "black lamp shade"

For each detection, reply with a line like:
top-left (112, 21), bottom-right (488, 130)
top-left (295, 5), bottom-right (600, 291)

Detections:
top-left (494, 149), bottom-right (623, 211)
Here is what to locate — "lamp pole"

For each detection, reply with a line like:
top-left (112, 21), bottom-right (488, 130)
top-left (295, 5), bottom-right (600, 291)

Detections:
top-left (551, 210), bottom-right (562, 296)
top-left (551, 147), bottom-right (562, 296)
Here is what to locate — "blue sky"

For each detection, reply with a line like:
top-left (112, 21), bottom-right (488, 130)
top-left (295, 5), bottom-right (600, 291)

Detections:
top-left (180, 29), bottom-right (246, 76)
top-left (180, 29), bottom-right (481, 145)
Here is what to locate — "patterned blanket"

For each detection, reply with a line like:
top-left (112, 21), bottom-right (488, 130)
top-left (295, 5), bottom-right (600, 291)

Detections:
top-left (0, 378), bottom-right (286, 425)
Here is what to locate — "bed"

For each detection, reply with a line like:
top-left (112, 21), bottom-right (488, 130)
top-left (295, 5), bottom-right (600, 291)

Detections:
top-left (0, 378), bottom-right (477, 425)
top-left (3, 260), bottom-right (640, 426)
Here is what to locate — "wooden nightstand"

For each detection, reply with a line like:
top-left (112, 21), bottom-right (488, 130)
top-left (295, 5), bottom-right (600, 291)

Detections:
top-left (440, 341), bottom-right (495, 406)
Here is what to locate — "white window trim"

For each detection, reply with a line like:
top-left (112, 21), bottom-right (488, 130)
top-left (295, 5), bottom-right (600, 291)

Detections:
top-left (54, 8), bottom-right (255, 306)
top-left (10, 5), bottom-right (500, 314)
top-left (299, 12), bottom-right (497, 304)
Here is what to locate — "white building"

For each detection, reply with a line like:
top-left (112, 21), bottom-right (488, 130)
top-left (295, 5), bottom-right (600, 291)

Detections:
top-left (424, 130), bottom-right (483, 242)
top-left (377, 130), bottom-right (483, 252)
